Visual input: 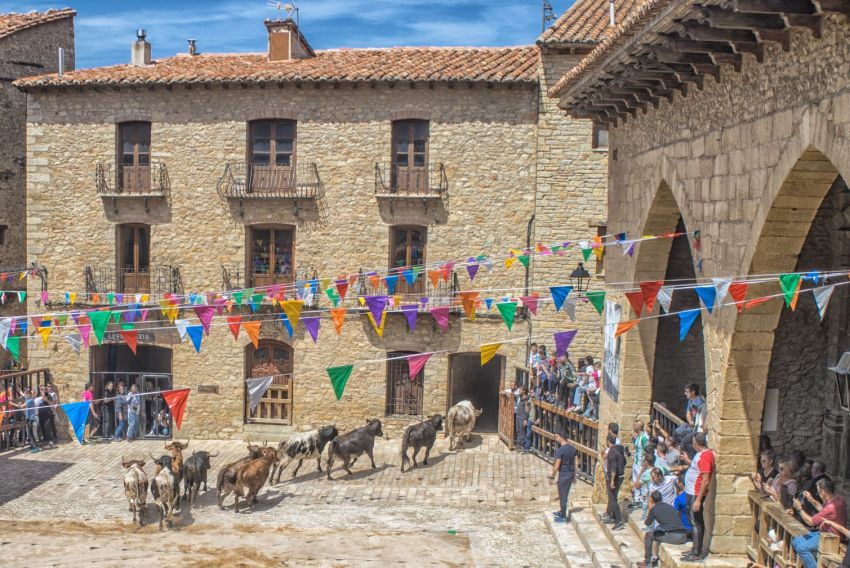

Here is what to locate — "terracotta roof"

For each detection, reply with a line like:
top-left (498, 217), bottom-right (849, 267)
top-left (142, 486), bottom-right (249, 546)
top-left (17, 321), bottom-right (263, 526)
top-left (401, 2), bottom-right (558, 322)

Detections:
top-left (538, 0), bottom-right (643, 45)
top-left (549, 0), bottom-right (673, 97)
top-left (0, 8), bottom-right (75, 40)
top-left (15, 46), bottom-right (540, 90)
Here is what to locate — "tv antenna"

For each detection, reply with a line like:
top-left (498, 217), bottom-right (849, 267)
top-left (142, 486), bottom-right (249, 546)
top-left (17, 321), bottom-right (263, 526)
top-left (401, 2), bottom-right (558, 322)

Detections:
top-left (542, 0), bottom-right (555, 32)
top-left (266, 1), bottom-right (299, 25)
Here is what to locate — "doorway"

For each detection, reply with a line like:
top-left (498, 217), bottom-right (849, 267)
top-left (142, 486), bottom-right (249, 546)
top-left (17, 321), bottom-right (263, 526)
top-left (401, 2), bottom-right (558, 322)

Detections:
top-left (391, 119), bottom-right (428, 192)
top-left (245, 340), bottom-right (293, 425)
top-left (448, 353), bottom-right (503, 432)
top-left (248, 226), bottom-right (294, 288)
top-left (118, 224), bottom-right (151, 294)
top-left (117, 121), bottom-right (151, 192)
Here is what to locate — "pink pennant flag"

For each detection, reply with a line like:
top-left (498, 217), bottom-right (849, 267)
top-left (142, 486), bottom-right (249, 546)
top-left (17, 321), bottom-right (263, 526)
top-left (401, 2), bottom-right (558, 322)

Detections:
top-left (214, 297), bottom-right (226, 316)
top-left (520, 295), bottom-right (539, 315)
top-left (193, 305), bottom-right (215, 335)
top-left (77, 323), bottom-right (91, 347)
top-left (430, 306), bottom-right (450, 332)
top-left (141, 308), bottom-right (150, 321)
top-left (41, 291), bottom-right (49, 305)
top-left (406, 352), bottom-right (432, 379)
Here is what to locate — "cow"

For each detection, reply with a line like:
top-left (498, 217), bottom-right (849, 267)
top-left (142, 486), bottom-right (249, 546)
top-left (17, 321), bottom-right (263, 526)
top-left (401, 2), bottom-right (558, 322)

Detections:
top-left (270, 424), bottom-right (339, 484)
top-left (400, 415), bottom-right (443, 473)
top-left (164, 439), bottom-right (189, 503)
top-left (326, 419), bottom-right (384, 480)
top-left (121, 456), bottom-right (148, 527)
top-left (217, 441), bottom-right (265, 510)
top-left (233, 446), bottom-right (279, 514)
top-left (149, 454), bottom-right (179, 528)
top-left (182, 450), bottom-right (219, 506)
top-left (446, 401), bottom-right (482, 451)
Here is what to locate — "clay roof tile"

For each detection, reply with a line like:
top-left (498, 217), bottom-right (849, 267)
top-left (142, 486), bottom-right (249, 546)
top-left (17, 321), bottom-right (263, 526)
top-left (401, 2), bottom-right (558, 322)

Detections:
top-left (0, 8), bottom-right (75, 39)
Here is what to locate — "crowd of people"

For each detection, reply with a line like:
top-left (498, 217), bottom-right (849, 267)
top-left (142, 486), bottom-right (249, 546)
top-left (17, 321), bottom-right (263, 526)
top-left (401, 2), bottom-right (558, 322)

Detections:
top-left (0, 382), bottom-right (60, 453)
top-left (81, 380), bottom-right (172, 444)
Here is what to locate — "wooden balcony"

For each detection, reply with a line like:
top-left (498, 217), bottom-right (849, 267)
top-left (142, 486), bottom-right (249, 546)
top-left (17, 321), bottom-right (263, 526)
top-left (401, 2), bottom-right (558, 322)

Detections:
top-left (374, 162), bottom-right (447, 198)
top-left (95, 162), bottom-right (169, 212)
top-left (84, 264), bottom-right (184, 297)
top-left (216, 161), bottom-right (324, 201)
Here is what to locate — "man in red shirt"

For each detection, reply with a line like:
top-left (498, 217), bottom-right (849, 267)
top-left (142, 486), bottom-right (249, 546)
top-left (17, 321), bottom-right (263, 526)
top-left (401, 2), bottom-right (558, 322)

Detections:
top-left (791, 477), bottom-right (847, 568)
top-left (682, 432), bottom-right (715, 561)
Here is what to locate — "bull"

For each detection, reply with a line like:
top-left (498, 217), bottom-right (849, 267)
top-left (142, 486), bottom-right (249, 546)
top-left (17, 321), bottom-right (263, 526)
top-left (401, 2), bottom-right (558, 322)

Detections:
top-left (182, 450), bottom-right (219, 506)
top-left (164, 439), bottom-right (189, 503)
top-left (233, 446), bottom-right (279, 514)
top-left (270, 424), bottom-right (338, 484)
top-left (326, 419), bottom-right (383, 480)
top-left (400, 415), bottom-right (443, 473)
top-left (446, 401), bottom-right (482, 451)
top-left (217, 440), bottom-right (265, 510)
top-left (121, 456), bottom-right (148, 527)
top-left (150, 454), bottom-right (178, 528)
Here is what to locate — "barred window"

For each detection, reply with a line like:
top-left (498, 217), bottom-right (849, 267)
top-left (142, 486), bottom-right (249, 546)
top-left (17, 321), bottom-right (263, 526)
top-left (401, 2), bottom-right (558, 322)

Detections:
top-left (386, 351), bottom-right (424, 416)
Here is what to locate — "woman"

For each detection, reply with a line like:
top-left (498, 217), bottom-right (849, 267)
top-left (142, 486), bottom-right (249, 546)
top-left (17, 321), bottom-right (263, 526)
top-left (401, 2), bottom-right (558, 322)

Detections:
top-left (126, 384), bottom-right (141, 441)
top-left (750, 448), bottom-right (779, 488)
top-left (633, 450), bottom-right (657, 518)
top-left (763, 458), bottom-right (798, 505)
top-left (81, 383), bottom-right (98, 444)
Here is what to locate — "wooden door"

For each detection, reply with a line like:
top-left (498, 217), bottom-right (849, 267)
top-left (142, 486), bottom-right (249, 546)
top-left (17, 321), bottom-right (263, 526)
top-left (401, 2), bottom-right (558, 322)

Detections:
top-left (119, 225), bottom-right (150, 293)
top-left (390, 226), bottom-right (426, 295)
top-left (386, 351), bottom-right (424, 415)
top-left (391, 120), bottom-right (428, 193)
top-left (249, 227), bottom-right (294, 288)
top-left (246, 341), bottom-right (293, 424)
top-left (249, 120), bottom-right (295, 192)
top-left (118, 122), bottom-right (151, 193)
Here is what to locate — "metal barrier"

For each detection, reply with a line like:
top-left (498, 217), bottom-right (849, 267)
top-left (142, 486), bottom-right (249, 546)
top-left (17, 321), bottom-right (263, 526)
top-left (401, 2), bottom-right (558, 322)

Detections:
top-left (530, 399), bottom-right (598, 483)
top-left (0, 368), bottom-right (51, 451)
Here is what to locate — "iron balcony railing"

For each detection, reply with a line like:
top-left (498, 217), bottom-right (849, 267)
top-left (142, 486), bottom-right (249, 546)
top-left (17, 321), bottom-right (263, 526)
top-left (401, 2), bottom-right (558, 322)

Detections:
top-left (85, 264), bottom-right (184, 297)
top-left (355, 267), bottom-right (460, 310)
top-left (374, 162), bottom-right (447, 197)
top-left (95, 162), bottom-right (170, 197)
top-left (216, 161), bottom-right (323, 200)
top-left (221, 264), bottom-right (319, 308)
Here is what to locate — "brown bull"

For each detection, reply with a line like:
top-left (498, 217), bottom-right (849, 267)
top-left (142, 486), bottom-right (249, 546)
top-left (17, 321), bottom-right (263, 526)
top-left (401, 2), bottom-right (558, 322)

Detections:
top-left (217, 440), bottom-right (265, 509)
top-left (165, 438), bottom-right (189, 502)
top-left (233, 446), bottom-right (278, 514)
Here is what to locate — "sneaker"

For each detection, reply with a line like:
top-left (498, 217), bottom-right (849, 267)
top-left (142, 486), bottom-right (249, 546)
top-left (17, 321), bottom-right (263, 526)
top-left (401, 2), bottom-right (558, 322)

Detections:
top-left (553, 516), bottom-right (567, 524)
top-left (612, 522), bottom-right (625, 531)
top-left (680, 551), bottom-right (700, 561)
top-left (601, 517), bottom-right (616, 525)
top-left (30, 447), bottom-right (40, 453)
top-left (553, 511), bottom-right (565, 518)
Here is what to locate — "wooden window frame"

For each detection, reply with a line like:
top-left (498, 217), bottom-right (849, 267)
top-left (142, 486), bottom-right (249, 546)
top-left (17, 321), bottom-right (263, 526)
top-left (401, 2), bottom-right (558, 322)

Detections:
top-left (116, 121), bottom-right (152, 192)
top-left (391, 119), bottom-right (429, 192)
top-left (247, 224), bottom-right (296, 287)
top-left (386, 350), bottom-right (425, 416)
top-left (117, 223), bottom-right (151, 293)
top-left (389, 225), bottom-right (426, 294)
top-left (592, 123), bottom-right (609, 150)
top-left (244, 339), bottom-right (294, 425)
top-left (247, 119), bottom-right (297, 192)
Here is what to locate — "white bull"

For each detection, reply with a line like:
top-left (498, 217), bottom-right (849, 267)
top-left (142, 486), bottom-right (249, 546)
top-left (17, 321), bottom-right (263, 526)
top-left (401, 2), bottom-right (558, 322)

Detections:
top-left (446, 400), bottom-right (482, 451)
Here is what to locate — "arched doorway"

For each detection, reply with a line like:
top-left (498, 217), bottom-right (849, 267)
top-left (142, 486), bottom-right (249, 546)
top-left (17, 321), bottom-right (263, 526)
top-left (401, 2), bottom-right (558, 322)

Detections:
top-left (244, 339), bottom-right (293, 425)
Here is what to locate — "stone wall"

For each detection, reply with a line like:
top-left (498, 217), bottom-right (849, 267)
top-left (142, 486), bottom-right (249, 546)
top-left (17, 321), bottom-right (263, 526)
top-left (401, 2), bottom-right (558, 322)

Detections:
top-left (600, 16), bottom-right (850, 555)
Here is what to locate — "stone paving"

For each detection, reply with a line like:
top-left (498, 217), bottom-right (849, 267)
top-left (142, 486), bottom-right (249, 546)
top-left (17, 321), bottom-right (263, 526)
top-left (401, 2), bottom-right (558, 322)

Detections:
top-left (0, 433), bottom-right (573, 566)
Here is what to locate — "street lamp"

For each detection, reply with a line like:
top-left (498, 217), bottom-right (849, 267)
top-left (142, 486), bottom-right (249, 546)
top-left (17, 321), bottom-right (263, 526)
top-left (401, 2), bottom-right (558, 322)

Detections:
top-left (570, 262), bottom-right (591, 293)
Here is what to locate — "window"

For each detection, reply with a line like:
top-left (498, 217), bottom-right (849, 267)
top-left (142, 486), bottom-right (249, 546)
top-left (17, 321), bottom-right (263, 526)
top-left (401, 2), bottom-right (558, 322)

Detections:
top-left (0, 224), bottom-right (7, 245)
top-left (592, 123), bottom-right (609, 149)
top-left (386, 351), bottom-right (424, 416)
top-left (391, 120), bottom-right (429, 192)
top-left (118, 224), bottom-right (151, 293)
top-left (117, 122), bottom-right (151, 192)
top-left (390, 226), bottom-right (426, 294)
top-left (248, 120), bottom-right (296, 191)
top-left (249, 226), bottom-right (294, 287)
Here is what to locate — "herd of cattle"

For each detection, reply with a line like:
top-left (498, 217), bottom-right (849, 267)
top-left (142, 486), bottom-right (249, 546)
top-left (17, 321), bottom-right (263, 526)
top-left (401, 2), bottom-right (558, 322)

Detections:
top-left (120, 400), bottom-right (483, 527)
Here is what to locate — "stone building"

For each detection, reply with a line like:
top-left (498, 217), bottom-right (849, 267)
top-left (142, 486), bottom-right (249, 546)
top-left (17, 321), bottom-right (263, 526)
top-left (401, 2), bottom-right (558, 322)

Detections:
top-left (15, 3), bottom-right (612, 440)
top-left (0, 9), bottom-right (75, 362)
top-left (553, 0), bottom-right (850, 561)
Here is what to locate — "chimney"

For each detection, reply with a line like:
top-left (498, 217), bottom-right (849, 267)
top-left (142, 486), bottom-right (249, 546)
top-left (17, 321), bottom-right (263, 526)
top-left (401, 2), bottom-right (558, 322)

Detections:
top-left (265, 18), bottom-right (314, 62)
top-left (187, 39), bottom-right (197, 56)
top-left (132, 29), bottom-right (151, 66)
top-left (57, 47), bottom-right (65, 76)
top-left (609, 0), bottom-right (616, 27)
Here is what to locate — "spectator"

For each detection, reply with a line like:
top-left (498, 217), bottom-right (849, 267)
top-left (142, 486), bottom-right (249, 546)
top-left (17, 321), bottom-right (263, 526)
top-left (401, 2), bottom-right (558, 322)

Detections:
top-left (673, 477), bottom-right (694, 540)
top-left (650, 467), bottom-right (678, 506)
top-left (551, 431), bottom-right (577, 523)
top-left (526, 391), bottom-right (538, 452)
top-left (148, 408), bottom-right (171, 437)
top-left (81, 383), bottom-right (98, 444)
top-left (36, 385), bottom-right (54, 447)
top-left (764, 458), bottom-right (798, 506)
top-left (634, 451), bottom-right (657, 517)
top-left (791, 477), bottom-right (847, 568)
top-left (654, 442), bottom-right (672, 472)
top-left (101, 380), bottom-right (115, 440)
top-left (665, 437), bottom-right (682, 469)
top-left (640, 490), bottom-right (688, 568)
top-left (113, 383), bottom-right (128, 440)
top-left (798, 460), bottom-right (830, 517)
top-left (817, 519), bottom-right (850, 568)
top-left (682, 432), bottom-right (715, 561)
top-left (750, 448), bottom-right (778, 488)
top-left (674, 383), bottom-right (704, 440)
top-left (602, 433), bottom-right (626, 531)
top-left (126, 384), bottom-right (141, 441)
top-left (515, 387), bottom-right (530, 452)
top-left (22, 387), bottom-right (39, 453)
top-left (46, 383), bottom-right (59, 441)
top-left (681, 400), bottom-right (707, 459)
top-left (631, 420), bottom-right (650, 508)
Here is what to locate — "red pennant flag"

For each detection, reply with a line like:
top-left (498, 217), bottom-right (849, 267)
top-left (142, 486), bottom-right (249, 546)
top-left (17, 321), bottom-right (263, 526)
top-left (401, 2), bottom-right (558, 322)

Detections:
top-left (227, 315), bottom-right (242, 341)
top-left (744, 297), bottom-right (771, 311)
top-left (440, 262), bottom-right (453, 283)
top-left (624, 291), bottom-right (645, 317)
top-left (120, 328), bottom-right (138, 355)
top-left (639, 281), bottom-right (663, 312)
top-left (335, 280), bottom-right (349, 300)
top-left (520, 295), bottom-right (539, 315)
top-left (161, 388), bottom-right (190, 430)
top-left (729, 282), bottom-right (749, 312)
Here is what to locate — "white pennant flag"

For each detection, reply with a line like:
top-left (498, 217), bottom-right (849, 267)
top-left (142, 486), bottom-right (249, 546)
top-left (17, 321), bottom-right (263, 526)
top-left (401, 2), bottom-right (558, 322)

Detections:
top-left (814, 285), bottom-right (835, 321)
top-left (656, 287), bottom-right (674, 314)
top-left (0, 318), bottom-right (10, 349)
top-left (564, 298), bottom-right (577, 322)
top-left (245, 375), bottom-right (274, 414)
top-left (175, 319), bottom-right (190, 341)
top-left (64, 333), bottom-right (83, 355)
top-left (713, 278), bottom-right (733, 305)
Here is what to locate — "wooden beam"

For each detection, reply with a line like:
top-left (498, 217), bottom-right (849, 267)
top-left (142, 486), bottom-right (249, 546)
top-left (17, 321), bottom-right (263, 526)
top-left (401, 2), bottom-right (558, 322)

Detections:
top-left (785, 13), bottom-right (824, 37)
top-left (679, 22), bottom-right (759, 43)
top-left (815, 0), bottom-right (850, 15)
top-left (709, 51), bottom-right (743, 72)
top-left (702, 6), bottom-right (788, 29)
top-left (660, 36), bottom-right (737, 54)
top-left (728, 40), bottom-right (765, 63)
top-left (734, 0), bottom-right (816, 14)
top-left (755, 28), bottom-right (793, 50)
top-left (648, 46), bottom-right (716, 65)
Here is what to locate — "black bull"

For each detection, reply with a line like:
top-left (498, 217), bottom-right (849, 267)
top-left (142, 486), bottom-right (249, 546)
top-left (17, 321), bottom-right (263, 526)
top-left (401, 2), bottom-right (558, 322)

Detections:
top-left (400, 415), bottom-right (443, 473)
top-left (182, 450), bottom-right (219, 505)
top-left (326, 419), bottom-right (384, 479)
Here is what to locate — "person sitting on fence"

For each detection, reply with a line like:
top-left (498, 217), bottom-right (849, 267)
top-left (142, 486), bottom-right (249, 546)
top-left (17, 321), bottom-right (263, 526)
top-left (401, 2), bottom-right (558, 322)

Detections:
top-left (557, 354), bottom-right (576, 409)
top-left (673, 383), bottom-right (704, 441)
top-left (570, 357), bottom-right (593, 412)
top-left (640, 490), bottom-right (689, 568)
top-left (790, 477), bottom-right (847, 568)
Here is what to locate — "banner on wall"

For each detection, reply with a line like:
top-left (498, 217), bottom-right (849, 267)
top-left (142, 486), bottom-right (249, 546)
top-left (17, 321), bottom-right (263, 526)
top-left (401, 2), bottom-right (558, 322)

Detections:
top-left (603, 300), bottom-right (622, 402)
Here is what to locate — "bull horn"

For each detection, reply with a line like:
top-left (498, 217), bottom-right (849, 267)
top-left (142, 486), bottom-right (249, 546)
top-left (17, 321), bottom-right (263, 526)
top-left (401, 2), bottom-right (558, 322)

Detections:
top-left (164, 441), bottom-right (173, 449)
top-left (262, 440), bottom-right (268, 447)
top-left (121, 454), bottom-right (128, 468)
top-left (149, 452), bottom-right (157, 461)
top-left (210, 451), bottom-right (220, 458)
top-left (183, 438), bottom-right (190, 449)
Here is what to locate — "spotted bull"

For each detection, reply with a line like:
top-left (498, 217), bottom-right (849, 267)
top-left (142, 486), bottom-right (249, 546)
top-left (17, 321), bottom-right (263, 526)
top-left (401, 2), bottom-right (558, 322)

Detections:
top-left (446, 401), bottom-right (482, 451)
top-left (270, 425), bottom-right (338, 484)
top-left (121, 456), bottom-right (148, 527)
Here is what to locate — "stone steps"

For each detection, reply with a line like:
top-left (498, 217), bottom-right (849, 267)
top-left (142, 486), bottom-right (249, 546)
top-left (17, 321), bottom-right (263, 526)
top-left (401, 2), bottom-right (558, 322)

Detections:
top-left (571, 507), bottom-right (629, 568)
top-left (543, 513), bottom-right (595, 568)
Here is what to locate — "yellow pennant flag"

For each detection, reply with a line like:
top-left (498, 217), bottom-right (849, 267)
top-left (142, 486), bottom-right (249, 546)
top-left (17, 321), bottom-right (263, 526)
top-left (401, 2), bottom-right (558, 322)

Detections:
top-left (166, 306), bottom-right (179, 324)
top-left (38, 326), bottom-right (52, 348)
top-left (281, 300), bottom-right (304, 332)
top-left (159, 299), bottom-right (171, 316)
top-left (140, 294), bottom-right (149, 304)
top-left (505, 257), bottom-right (517, 269)
top-left (69, 292), bottom-right (77, 306)
top-left (366, 310), bottom-right (387, 338)
top-left (18, 270), bottom-right (26, 281)
top-left (480, 343), bottom-right (501, 366)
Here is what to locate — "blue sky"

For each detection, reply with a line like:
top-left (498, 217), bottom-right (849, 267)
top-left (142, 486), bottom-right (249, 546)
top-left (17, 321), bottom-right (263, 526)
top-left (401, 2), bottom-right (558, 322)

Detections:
top-left (4, 0), bottom-right (578, 69)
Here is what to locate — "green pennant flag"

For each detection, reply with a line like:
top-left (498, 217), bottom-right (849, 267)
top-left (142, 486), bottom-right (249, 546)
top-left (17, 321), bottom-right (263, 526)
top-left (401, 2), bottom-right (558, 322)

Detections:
top-left (496, 301), bottom-right (518, 331)
top-left (325, 287), bottom-right (340, 307)
top-left (551, 245), bottom-right (561, 253)
top-left (476, 254), bottom-right (487, 262)
top-left (6, 335), bottom-right (20, 361)
top-left (779, 273), bottom-right (801, 307)
top-left (586, 291), bottom-right (606, 315)
top-left (233, 290), bottom-right (244, 305)
top-left (16, 291), bottom-right (25, 303)
top-left (107, 292), bottom-right (115, 305)
top-left (89, 310), bottom-right (112, 344)
top-left (110, 310), bottom-right (122, 323)
top-left (250, 292), bottom-right (265, 307)
top-left (581, 248), bottom-right (593, 262)
top-left (412, 265), bottom-right (423, 279)
top-left (517, 255), bottom-right (529, 268)
top-left (327, 365), bottom-right (353, 401)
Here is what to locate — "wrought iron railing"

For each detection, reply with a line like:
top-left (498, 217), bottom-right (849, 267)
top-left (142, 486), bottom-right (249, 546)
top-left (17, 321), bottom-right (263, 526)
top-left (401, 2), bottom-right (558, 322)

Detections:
top-left (216, 161), bottom-right (323, 200)
top-left (354, 267), bottom-right (460, 310)
top-left (530, 399), bottom-right (599, 483)
top-left (95, 161), bottom-right (170, 197)
top-left (375, 162), bottom-right (447, 196)
top-left (0, 368), bottom-right (51, 451)
top-left (84, 264), bottom-right (183, 297)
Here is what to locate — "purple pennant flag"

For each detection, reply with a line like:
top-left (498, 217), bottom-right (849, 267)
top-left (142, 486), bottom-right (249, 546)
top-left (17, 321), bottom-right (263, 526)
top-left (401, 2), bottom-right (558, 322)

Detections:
top-left (430, 306), bottom-right (450, 332)
top-left (364, 296), bottom-right (388, 324)
top-left (302, 316), bottom-right (321, 343)
top-left (419, 297), bottom-right (429, 306)
top-left (124, 303), bottom-right (138, 323)
top-left (214, 297), bottom-right (226, 316)
top-left (401, 304), bottom-right (419, 331)
top-left (553, 330), bottom-right (578, 358)
top-left (466, 263), bottom-right (479, 281)
top-left (116, 294), bottom-right (124, 304)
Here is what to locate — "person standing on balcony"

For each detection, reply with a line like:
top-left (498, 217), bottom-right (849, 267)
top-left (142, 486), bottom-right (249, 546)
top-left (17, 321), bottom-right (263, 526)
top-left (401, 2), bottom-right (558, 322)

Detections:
top-left (550, 431), bottom-right (577, 523)
top-left (682, 432), bottom-right (715, 562)
top-left (602, 433), bottom-right (626, 530)
top-left (791, 477), bottom-right (847, 568)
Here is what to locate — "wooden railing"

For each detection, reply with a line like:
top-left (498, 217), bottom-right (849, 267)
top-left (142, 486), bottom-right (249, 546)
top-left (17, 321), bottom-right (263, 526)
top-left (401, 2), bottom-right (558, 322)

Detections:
top-left (0, 368), bottom-right (52, 451)
top-left (498, 392), bottom-right (515, 449)
top-left (650, 402), bottom-right (686, 438)
top-left (530, 399), bottom-right (598, 483)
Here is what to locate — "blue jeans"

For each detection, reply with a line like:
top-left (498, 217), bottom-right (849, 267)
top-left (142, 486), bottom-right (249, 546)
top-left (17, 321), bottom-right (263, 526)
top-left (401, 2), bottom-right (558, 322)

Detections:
top-left (793, 531), bottom-right (820, 568)
top-left (573, 385), bottom-right (586, 407)
top-left (515, 418), bottom-right (527, 450)
top-left (525, 420), bottom-right (534, 451)
top-left (114, 418), bottom-right (126, 439)
top-left (127, 412), bottom-right (139, 439)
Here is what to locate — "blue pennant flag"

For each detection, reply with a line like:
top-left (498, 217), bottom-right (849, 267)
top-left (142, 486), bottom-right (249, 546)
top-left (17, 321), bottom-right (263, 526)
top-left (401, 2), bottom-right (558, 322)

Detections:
top-left (279, 313), bottom-right (294, 337)
top-left (384, 274), bottom-right (398, 295)
top-left (678, 309), bottom-right (701, 341)
top-left (402, 269), bottom-right (416, 286)
top-left (484, 298), bottom-right (494, 311)
top-left (61, 401), bottom-right (90, 444)
top-left (695, 285), bottom-right (716, 314)
top-left (296, 280), bottom-right (307, 300)
top-left (549, 286), bottom-right (573, 312)
top-left (19, 320), bottom-right (27, 335)
top-left (186, 324), bottom-right (204, 353)
top-left (309, 279), bottom-right (319, 294)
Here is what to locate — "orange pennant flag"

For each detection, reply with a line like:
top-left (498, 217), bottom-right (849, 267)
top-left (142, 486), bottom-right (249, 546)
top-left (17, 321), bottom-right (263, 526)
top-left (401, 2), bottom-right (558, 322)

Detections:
top-left (427, 270), bottom-right (441, 288)
top-left (226, 315), bottom-right (242, 341)
top-left (458, 291), bottom-right (480, 321)
top-left (790, 278), bottom-right (803, 311)
top-left (330, 307), bottom-right (346, 335)
top-left (615, 319), bottom-right (639, 337)
top-left (368, 274), bottom-right (380, 288)
top-left (744, 297), bottom-right (771, 311)
top-left (242, 321), bottom-right (261, 348)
